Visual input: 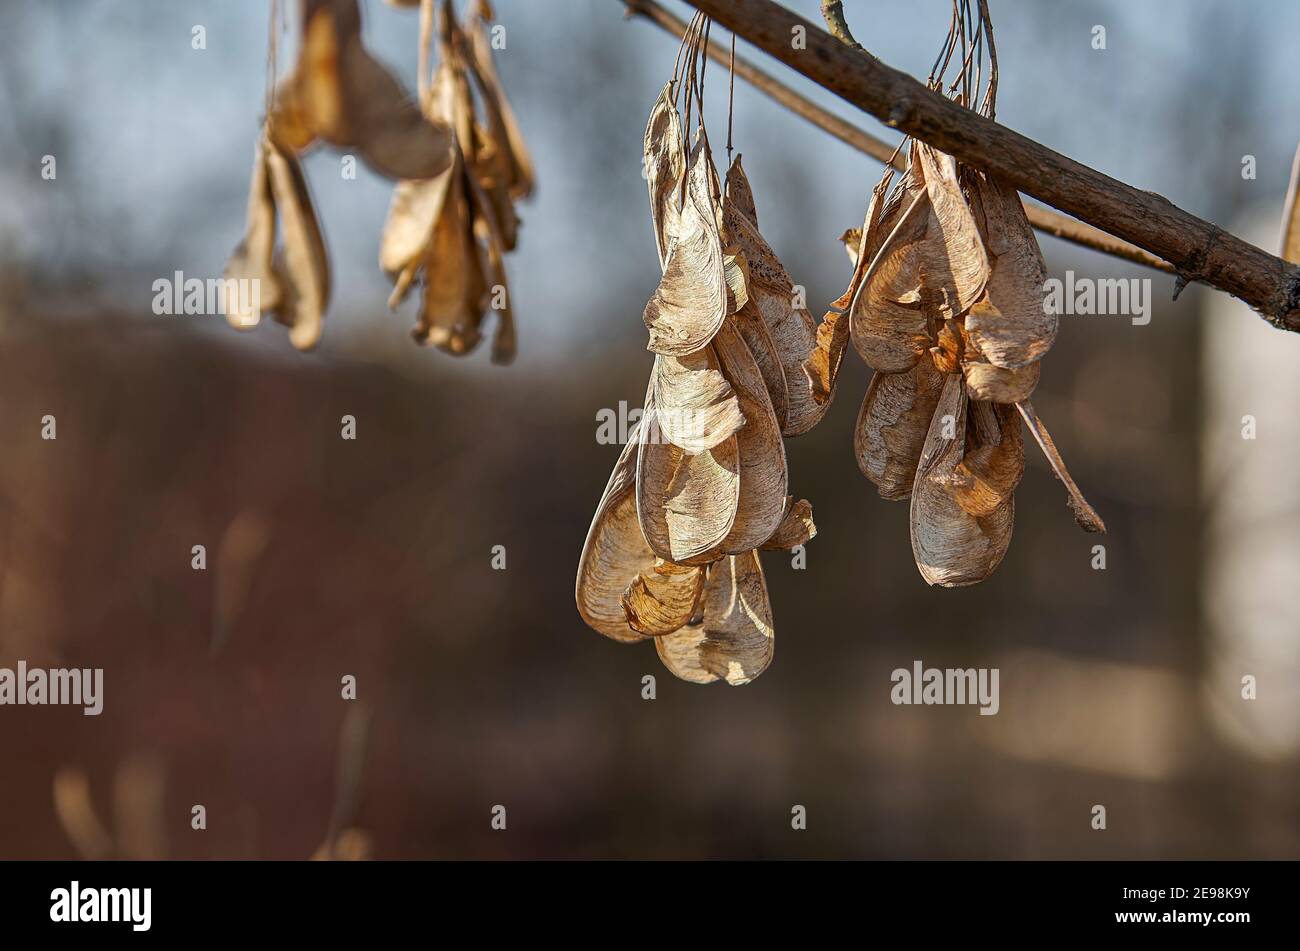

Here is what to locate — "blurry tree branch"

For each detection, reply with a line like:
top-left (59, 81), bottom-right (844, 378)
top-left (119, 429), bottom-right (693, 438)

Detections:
top-left (624, 0), bottom-right (1300, 331)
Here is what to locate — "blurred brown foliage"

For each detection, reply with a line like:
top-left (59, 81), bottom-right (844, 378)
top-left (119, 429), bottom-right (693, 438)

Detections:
top-left (0, 284), bottom-right (1294, 858)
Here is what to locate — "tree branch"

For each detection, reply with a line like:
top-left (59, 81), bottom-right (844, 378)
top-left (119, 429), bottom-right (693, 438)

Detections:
top-left (622, 0), bottom-right (1173, 274)
top-left (633, 0), bottom-right (1300, 331)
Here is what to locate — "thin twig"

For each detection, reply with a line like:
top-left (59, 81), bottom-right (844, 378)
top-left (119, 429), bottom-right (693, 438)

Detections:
top-left (819, 0), bottom-right (863, 51)
top-left (621, 0), bottom-right (1174, 275)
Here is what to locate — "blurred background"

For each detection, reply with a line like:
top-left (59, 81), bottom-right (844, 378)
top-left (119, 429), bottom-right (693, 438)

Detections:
top-left (0, 0), bottom-right (1297, 859)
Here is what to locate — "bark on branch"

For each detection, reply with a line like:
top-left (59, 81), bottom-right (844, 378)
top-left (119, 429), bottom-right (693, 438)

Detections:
top-left (629, 0), bottom-right (1300, 331)
top-left (622, 0), bottom-right (1172, 274)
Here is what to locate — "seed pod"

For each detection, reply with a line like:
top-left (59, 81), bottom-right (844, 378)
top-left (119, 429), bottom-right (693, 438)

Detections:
top-left (913, 143), bottom-right (989, 321)
top-left (643, 144), bottom-right (728, 355)
top-left (413, 179), bottom-right (480, 350)
top-left (731, 298), bottom-right (789, 430)
top-left (621, 558), bottom-right (705, 637)
top-left (849, 179), bottom-right (932, 373)
top-left (721, 159), bottom-right (823, 435)
top-left (636, 391), bottom-right (741, 565)
top-left (761, 497), bottom-right (817, 550)
top-left (465, 160), bottom-right (516, 364)
top-left (851, 143), bottom-right (990, 374)
top-left (650, 349), bottom-right (745, 454)
top-left (967, 171), bottom-right (1055, 369)
top-left (854, 356), bottom-right (945, 501)
top-left (293, 0), bottom-right (454, 181)
top-left (961, 304), bottom-right (1041, 402)
top-left (802, 304), bottom-right (852, 409)
top-left (223, 137), bottom-right (283, 330)
top-left (654, 551), bottom-right (774, 685)
top-left (713, 321), bottom-right (788, 553)
top-left (380, 61), bottom-right (459, 305)
top-left (724, 153), bottom-right (758, 227)
top-left (575, 429), bottom-right (655, 643)
top-left (265, 141), bottom-right (330, 351)
top-left (945, 400), bottom-right (1024, 518)
top-left (464, 0), bottom-right (534, 201)
top-left (909, 374), bottom-right (1014, 586)
top-left (643, 82), bottom-right (685, 272)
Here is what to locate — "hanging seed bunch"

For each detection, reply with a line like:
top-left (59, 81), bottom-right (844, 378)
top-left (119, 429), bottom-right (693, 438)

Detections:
top-left (834, 0), bottom-right (1104, 588)
top-left (576, 18), bottom-right (823, 686)
top-left (223, 0), bottom-right (453, 351)
top-left (223, 0), bottom-right (531, 360)
top-left (380, 0), bottom-right (534, 362)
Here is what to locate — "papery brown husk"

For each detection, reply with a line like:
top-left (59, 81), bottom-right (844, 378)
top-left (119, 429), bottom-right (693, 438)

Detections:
top-left (724, 153), bottom-right (759, 228)
top-left (848, 174), bottom-right (933, 373)
top-left (760, 496), bottom-right (817, 550)
top-left (413, 176), bottom-right (484, 351)
top-left (713, 321), bottom-right (788, 553)
top-left (575, 424), bottom-right (656, 643)
top-left (224, 136), bottom-right (283, 330)
top-left (464, 0), bottom-right (534, 200)
top-left (913, 142), bottom-right (988, 321)
top-left (636, 390), bottom-right (740, 565)
top-left (465, 165), bottom-right (516, 363)
top-left (294, 0), bottom-right (454, 181)
top-left (654, 550), bottom-right (775, 685)
top-left (643, 143), bottom-right (728, 355)
top-left (650, 349), bottom-right (745, 454)
top-left (909, 374), bottom-right (1013, 586)
top-left (966, 171), bottom-right (1056, 369)
top-left (961, 305), bottom-right (1041, 402)
top-left (379, 64), bottom-right (459, 304)
top-left (621, 558), bottom-right (705, 638)
top-left (721, 159), bottom-right (823, 435)
top-left (851, 143), bottom-right (990, 374)
top-left (731, 298), bottom-right (789, 431)
top-left (644, 82), bottom-right (685, 273)
top-left (854, 356), bottom-right (945, 500)
top-left (265, 140), bottom-right (331, 351)
top-left (945, 400), bottom-right (1024, 518)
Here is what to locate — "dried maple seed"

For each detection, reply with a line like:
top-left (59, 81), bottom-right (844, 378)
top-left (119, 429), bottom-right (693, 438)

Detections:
top-left (654, 551), bottom-right (775, 685)
top-left (945, 400), bottom-right (1024, 518)
top-left (621, 558), bottom-right (705, 638)
top-left (643, 143), bottom-right (729, 356)
top-left (379, 1), bottom-right (531, 361)
top-left (265, 140), bottom-right (331, 351)
top-left (909, 374), bottom-right (1014, 587)
top-left (966, 171), bottom-right (1056, 369)
top-left (713, 321), bottom-right (788, 553)
top-left (721, 157), bottom-right (824, 435)
top-left (576, 428), bottom-right (656, 643)
top-left (644, 82), bottom-right (686, 272)
top-left (650, 349), bottom-right (745, 454)
top-left (291, 0), bottom-right (455, 181)
top-left (855, 356), bottom-right (946, 500)
top-left (464, 0), bottom-right (534, 201)
top-left (223, 137), bottom-right (283, 330)
top-left (761, 497), bottom-right (817, 550)
top-left (636, 390), bottom-right (741, 566)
